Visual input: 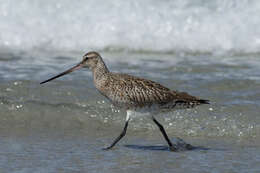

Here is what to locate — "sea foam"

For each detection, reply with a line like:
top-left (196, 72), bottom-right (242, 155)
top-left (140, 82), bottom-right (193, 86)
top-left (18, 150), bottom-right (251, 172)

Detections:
top-left (1, 0), bottom-right (260, 54)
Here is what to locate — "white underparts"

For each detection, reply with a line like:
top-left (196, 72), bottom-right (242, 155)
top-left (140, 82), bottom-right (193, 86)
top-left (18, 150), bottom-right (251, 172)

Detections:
top-left (126, 110), bottom-right (132, 121)
top-left (126, 108), bottom-right (159, 121)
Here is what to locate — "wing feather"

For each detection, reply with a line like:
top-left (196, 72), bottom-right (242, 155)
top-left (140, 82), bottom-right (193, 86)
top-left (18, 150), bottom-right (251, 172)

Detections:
top-left (99, 73), bottom-right (208, 108)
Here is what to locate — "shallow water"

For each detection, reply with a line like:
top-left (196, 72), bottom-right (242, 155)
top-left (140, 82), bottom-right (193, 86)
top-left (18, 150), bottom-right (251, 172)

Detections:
top-left (1, 1), bottom-right (260, 172)
top-left (1, 51), bottom-right (260, 172)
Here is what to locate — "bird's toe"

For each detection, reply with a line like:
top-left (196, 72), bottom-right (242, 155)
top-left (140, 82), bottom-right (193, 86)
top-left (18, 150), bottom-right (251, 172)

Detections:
top-left (169, 145), bottom-right (178, 152)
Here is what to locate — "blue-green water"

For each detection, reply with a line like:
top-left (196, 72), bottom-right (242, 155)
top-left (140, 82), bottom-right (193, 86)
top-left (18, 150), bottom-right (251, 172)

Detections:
top-left (1, 0), bottom-right (260, 172)
top-left (1, 51), bottom-right (260, 173)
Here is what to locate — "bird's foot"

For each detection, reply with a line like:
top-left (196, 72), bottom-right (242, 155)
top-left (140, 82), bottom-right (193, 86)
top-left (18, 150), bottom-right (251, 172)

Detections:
top-left (184, 143), bottom-right (194, 150)
top-left (169, 145), bottom-right (178, 152)
top-left (174, 137), bottom-right (195, 151)
top-left (102, 145), bottom-right (114, 151)
top-left (102, 147), bottom-right (111, 151)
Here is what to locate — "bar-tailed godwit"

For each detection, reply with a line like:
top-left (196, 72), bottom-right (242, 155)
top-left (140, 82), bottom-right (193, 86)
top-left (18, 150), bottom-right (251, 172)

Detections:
top-left (41, 52), bottom-right (209, 151)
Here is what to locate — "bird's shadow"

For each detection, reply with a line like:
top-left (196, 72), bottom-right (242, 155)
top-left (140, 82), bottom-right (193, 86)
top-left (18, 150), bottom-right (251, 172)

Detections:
top-left (124, 144), bottom-right (210, 152)
top-left (124, 138), bottom-right (212, 152)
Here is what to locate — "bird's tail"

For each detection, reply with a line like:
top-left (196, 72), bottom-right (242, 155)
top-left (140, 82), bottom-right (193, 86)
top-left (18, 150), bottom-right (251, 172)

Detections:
top-left (198, 99), bottom-right (210, 104)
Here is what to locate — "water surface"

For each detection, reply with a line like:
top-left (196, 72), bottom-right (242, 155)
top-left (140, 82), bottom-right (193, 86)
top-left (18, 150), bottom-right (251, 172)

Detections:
top-left (1, 51), bottom-right (260, 173)
top-left (1, 0), bottom-right (260, 172)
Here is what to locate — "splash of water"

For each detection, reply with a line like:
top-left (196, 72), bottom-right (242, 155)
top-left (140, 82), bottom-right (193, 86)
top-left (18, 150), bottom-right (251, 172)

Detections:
top-left (1, 0), bottom-right (260, 54)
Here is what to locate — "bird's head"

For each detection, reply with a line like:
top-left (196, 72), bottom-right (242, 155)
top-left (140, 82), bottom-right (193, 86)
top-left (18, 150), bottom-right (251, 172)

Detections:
top-left (82, 51), bottom-right (102, 70)
top-left (40, 51), bottom-right (103, 84)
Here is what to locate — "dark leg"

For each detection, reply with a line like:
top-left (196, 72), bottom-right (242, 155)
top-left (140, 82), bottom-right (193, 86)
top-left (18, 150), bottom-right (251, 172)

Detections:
top-left (152, 116), bottom-right (177, 151)
top-left (103, 120), bottom-right (129, 150)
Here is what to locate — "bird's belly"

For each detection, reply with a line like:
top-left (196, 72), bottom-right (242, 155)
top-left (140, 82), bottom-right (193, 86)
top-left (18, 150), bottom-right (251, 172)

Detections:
top-left (125, 102), bottom-right (195, 119)
top-left (126, 106), bottom-right (162, 119)
top-left (102, 92), bottom-right (136, 109)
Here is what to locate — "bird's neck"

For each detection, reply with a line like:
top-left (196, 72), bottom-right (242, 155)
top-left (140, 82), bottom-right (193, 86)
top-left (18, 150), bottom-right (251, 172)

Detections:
top-left (92, 59), bottom-right (109, 81)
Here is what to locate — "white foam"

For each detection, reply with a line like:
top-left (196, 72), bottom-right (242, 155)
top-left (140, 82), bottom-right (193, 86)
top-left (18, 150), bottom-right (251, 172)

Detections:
top-left (1, 0), bottom-right (260, 54)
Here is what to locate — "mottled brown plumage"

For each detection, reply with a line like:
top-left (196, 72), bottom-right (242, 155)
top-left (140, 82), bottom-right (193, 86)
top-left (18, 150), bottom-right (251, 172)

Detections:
top-left (40, 51), bottom-right (209, 151)
top-left (41, 51), bottom-right (208, 110)
top-left (82, 51), bottom-right (209, 110)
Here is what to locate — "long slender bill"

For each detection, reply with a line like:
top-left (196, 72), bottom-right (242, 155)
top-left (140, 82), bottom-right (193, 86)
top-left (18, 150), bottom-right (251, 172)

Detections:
top-left (40, 62), bottom-right (84, 84)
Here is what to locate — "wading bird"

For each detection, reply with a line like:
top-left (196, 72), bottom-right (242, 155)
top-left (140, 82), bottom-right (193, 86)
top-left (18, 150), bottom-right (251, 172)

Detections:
top-left (40, 52), bottom-right (209, 151)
